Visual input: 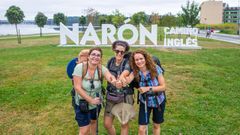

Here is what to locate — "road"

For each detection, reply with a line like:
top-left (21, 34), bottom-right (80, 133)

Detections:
top-left (198, 30), bottom-right (240, 44)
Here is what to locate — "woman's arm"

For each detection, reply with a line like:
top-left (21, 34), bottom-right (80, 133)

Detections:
top-left (103, 70), bottom-right (117, 84)
top-left (125, 72), bottom-right (134, 84)
top-left (154, 75), bottom-right (166, 92)
top-left (139, 74), bottom-right (166, 93)
top-left (73, 76), bottom-right (100, 105)
top-left (118, 70), bottom-right (130, 87)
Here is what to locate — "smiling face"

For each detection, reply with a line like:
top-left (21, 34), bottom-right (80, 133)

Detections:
top-left (88, 50), bottom-right (101, 65)
top-left (114, 45), bottom-right (126, 62)
top-left (134, 53), bottom-right (146, 69)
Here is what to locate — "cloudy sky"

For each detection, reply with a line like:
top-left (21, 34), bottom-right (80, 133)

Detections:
top-left (0, 0), bottom-right (238, 20)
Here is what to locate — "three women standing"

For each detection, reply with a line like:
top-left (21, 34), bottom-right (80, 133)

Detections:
top-left (72, 44), bottom-right (166, 135)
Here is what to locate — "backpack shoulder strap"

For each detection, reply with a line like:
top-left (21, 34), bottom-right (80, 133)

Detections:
top-left (107, 57), bottom-right (115, 69)
top-left (97, 64), bottom-right (103, 83)
top-left (82, 62), bottom-right (88, 79)
top-left (121, 58), bottom-right (128, 72)
top-left (152, 56), bottom-right (164, 74)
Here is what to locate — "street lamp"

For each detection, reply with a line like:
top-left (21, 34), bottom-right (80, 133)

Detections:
top-left (204, 18), bottom-right (207, 31)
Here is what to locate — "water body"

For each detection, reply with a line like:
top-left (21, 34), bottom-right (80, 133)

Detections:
top-left (0, 24), bottom-right (59, 36)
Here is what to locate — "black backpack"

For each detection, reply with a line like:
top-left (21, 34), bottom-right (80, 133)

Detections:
top-left (106, 57), bottom-right (134, 95)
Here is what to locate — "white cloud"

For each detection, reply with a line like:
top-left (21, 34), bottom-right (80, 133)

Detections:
top-left (0, 0), bottom-right (238, 20)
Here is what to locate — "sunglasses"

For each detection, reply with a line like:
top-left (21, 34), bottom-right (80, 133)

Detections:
top-left (90, 79), bottom-right (95, 89)
top-left (114, 50), bottom-right (125, 55)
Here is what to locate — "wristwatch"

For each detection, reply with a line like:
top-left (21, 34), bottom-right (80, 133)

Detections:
top-left (149, 87), bottom-right (153, 93)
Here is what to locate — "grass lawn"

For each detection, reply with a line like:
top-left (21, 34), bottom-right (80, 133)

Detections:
top-left (0, 33), bottom-right (240, 134)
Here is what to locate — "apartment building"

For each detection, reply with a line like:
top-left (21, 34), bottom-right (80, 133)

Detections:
top-left (223, 7), bottom-right (240, 24)
top-left (200, 0), bottom-right (224, 24)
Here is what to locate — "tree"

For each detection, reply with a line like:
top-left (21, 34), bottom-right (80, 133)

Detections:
top-left (159, 13), bottom-right (177, 27)
top-left (79, 15), bottom-right (86, 26)
top-left (149, 12), bottom-right (160, 24)
top-left (53, 13), bottom-right (66, 25)
top-left (131, 11), bottom-right (148, 26)
top-left (106, 15), bottom-right (114, 24)
top-left (79, 15), bottom-right (86, 31)
top-left (5, 5), bottom-right (25, 44)
top-left (98, 14), bottom-right (108, 26)
top-left (35, 12), bottom-right (48, 37)
top-left (176, 13), bottom-right (184, 27)
top-left (84, 8), bottom-right (99, 25)
top-left (112, 10), bottom-right (125, 27)
top-left (180, 0), bottom-right (200, 27)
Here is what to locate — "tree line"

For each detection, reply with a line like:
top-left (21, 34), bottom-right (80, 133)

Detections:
top-left (4, 1), bottom-right (200, 44)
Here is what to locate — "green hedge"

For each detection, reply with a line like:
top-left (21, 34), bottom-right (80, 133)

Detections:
top-left (196, 23), bottom-right (238, 34)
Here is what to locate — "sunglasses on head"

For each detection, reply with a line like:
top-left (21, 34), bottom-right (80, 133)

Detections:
top-left (90, 79), bottom-right (95, 89)
top-left (114, 50), bottom-right (125, 55)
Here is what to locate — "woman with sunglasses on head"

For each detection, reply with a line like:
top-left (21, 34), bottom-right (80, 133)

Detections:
top-left (72, 47), bottom-right (116, 135)
top-left (126, 49), bottom-right (166, 135)
top-left (104, 40), bottom-right (135, 135)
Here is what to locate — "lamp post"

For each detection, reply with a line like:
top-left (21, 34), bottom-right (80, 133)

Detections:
top-left (204, 18), bottom-right (207, 32)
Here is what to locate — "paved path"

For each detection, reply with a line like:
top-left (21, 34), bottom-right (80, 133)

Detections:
top-left (198, 30), bottom-right (240, 44)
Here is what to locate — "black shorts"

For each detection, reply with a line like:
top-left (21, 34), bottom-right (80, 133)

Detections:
top-left (138, 99), bottom-right (166, 125)
top-left (74, 105), bottom-right (101, 127)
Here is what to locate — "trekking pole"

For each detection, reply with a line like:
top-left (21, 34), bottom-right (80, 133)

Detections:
top-left (144, 94), bottom-right (148, 135)
top-left (96, 92), bottom-right (100, 135)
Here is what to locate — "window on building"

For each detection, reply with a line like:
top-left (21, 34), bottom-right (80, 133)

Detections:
top-left (231, 12), bottom-right (237, 14)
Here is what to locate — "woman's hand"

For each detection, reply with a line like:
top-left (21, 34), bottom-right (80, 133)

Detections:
top-left (115, 80), bottom-right (123, 89)
top-left (90, 97), bottom-right (101, 105)
top-left (139, 87), bottom-right (150, 94)
top-left (109, 75), bottom-right (117, 82)
top-left (119, 76), bottom-right (128, 87)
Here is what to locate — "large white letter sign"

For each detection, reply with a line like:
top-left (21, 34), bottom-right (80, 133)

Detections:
top-left (102, 24), bottom-right (116, 44)
top-left (139, 24), bottom-right (157, 45)
top-left (163, 27), bottom-right (201, 49)
top-left (58, 21), bottom-right (201, 49)
top-left (118, 24), bottom-right (138, 45)
top-left (80, 23), bottom-right (101, 45)
top-left (60, 23), bottom-right (79, 45)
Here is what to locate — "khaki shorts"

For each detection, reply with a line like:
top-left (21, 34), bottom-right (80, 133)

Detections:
top-left (104, 94), bottom-right (134, 117)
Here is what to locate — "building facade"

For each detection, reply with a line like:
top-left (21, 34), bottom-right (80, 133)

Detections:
top-left (223, 7), bottom-right (240, 24)
top-left (200, 0), bottom-right (240, 25)
top-left (200, 0), bottom-right (224, 24)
